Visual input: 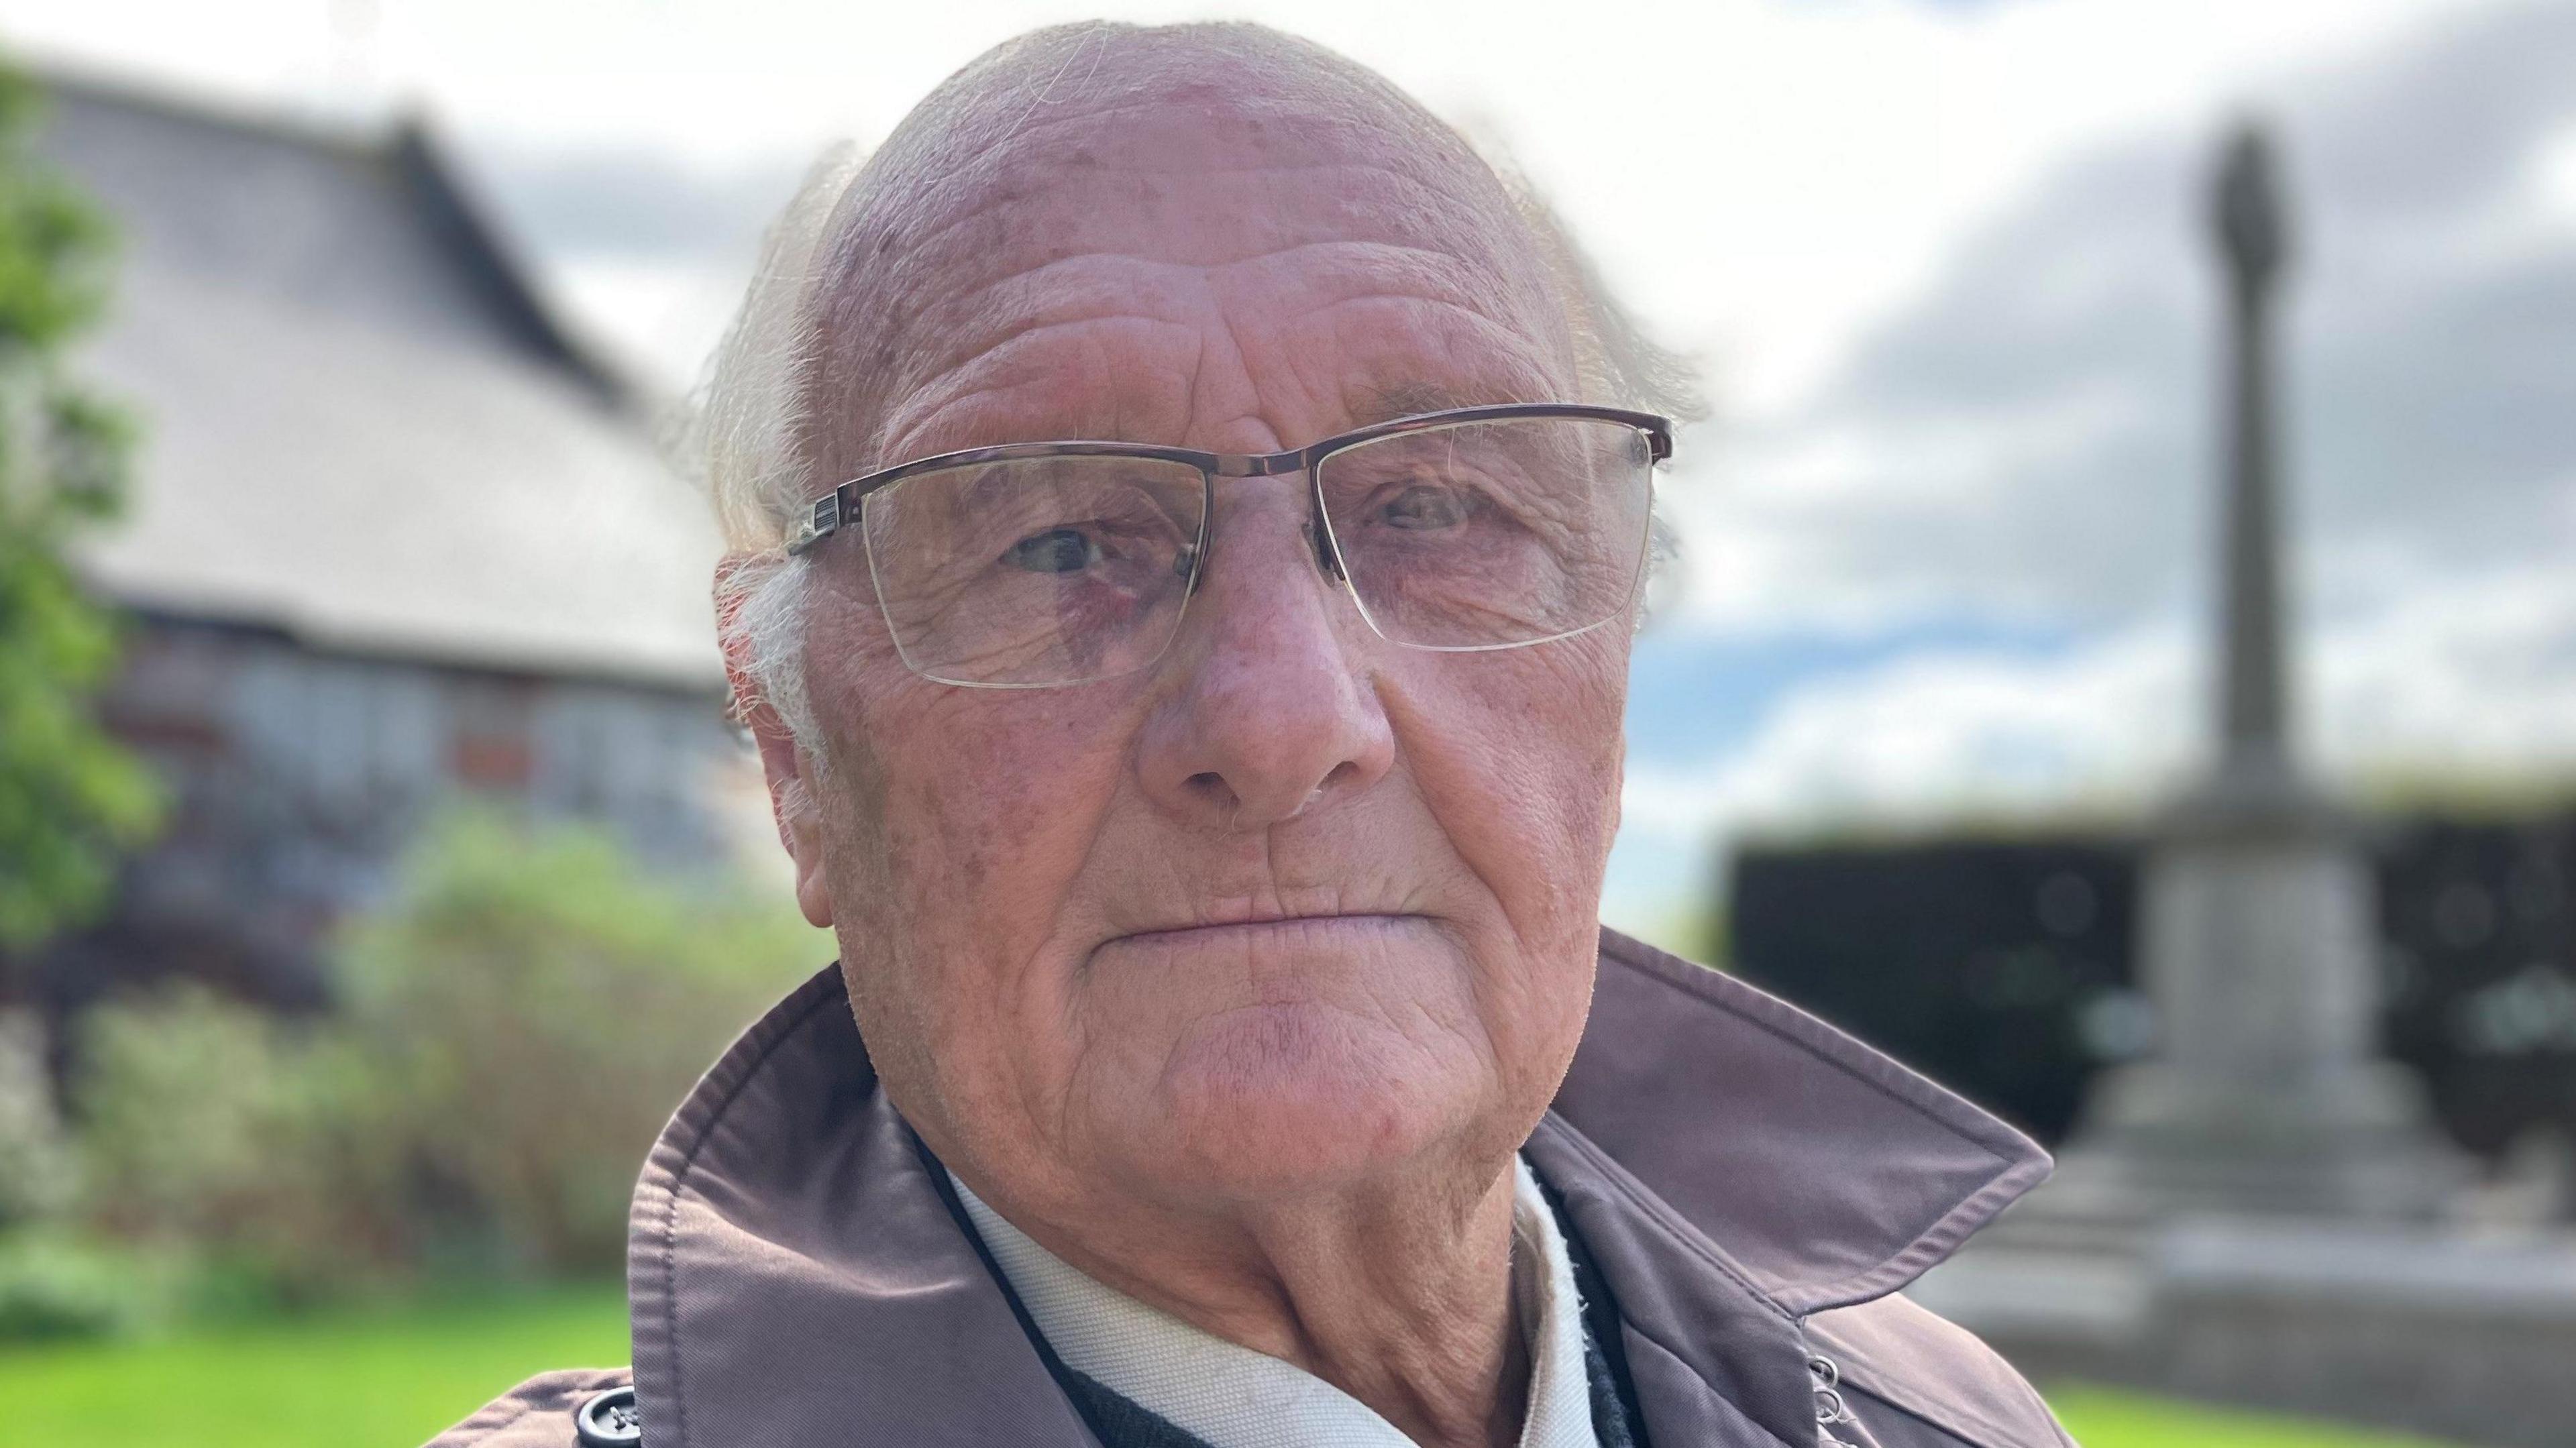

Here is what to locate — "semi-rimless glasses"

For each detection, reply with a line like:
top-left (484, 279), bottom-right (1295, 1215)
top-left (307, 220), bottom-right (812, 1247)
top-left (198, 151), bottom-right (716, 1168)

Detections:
top-left (789, 402), bottom-right (1675, 689)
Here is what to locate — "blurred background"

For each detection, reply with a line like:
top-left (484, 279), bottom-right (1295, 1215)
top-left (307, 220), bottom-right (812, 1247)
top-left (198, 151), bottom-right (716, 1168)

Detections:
top-left (0, 1), bottom-right (2567, 1445)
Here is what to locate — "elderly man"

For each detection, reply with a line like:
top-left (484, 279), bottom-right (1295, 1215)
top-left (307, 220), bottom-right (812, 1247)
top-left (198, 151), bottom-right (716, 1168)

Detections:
top-left (439, 21), bottom-right (2067, 1448)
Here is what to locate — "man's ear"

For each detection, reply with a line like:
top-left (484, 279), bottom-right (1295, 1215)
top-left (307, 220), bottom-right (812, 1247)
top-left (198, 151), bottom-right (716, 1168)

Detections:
top-left (716, 556), bottom-right (835, 930)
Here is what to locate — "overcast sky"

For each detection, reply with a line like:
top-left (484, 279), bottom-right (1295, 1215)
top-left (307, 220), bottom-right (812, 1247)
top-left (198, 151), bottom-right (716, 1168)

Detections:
top-left (7, 0), bottom-right (2571, 942)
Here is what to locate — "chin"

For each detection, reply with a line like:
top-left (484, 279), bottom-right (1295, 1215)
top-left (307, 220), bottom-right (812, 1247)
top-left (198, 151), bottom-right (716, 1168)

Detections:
top-left (1140, 1003), bottom-right (1485, 1197)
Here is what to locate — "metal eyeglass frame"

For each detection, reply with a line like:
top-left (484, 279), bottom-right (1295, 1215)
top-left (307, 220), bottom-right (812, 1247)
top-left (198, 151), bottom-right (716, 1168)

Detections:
top-left (785, 402), bottom-right (1676, 686)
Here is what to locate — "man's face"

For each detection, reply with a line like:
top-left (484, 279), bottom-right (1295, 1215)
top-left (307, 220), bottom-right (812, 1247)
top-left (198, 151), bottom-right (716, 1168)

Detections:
top-left (778, 75), bottom-right (1631, 1219)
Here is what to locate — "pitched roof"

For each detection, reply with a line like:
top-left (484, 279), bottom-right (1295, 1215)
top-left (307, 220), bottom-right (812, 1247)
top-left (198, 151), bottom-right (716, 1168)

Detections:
top-left (36, 67), bottom-right (726, 691)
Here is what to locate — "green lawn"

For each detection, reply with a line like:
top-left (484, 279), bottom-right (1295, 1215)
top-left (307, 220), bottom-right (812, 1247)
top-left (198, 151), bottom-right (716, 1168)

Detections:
top-left (0, 1284), bottom-right (629, 1448)
top-left (2046, 1386), bottom-right (2463, 1448)
top-left (0, 1283), bottom-right (2466, 1447)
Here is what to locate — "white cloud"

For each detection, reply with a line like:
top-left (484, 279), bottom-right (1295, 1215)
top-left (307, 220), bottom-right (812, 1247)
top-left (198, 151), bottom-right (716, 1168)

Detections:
top-left (0, 0), bottom-right (2502, 400)
top-left (2316, 559), bottom-right (2576, 774)
top-left (1622, 628), bottom-right (2184, 842)
top-left (1649, 0), bottom-right (2576, 661)
top-left (2527, 123), bottom-right (2576, 239)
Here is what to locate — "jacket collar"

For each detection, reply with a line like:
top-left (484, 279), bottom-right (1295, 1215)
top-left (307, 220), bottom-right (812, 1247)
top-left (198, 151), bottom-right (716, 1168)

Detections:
top-left (623, 927), bottom-right (2049, 1448)
top-left (1560, 929), bottom-right (2051, 1318)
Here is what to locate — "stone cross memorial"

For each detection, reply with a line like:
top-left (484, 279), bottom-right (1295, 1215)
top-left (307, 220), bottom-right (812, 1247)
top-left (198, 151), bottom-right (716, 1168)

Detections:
top-left (2044, 123), bottom-right (2465, 1223)
top-left (1915, 122), bottom-right (2576, 1448)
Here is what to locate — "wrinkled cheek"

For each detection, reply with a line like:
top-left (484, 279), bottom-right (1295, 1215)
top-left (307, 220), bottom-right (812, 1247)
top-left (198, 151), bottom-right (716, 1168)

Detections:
top-left (811, 681), bottom-right (1134, 1141)
top-left (1554, 635), bottom-right (1633, 849)
top-left (817, 669), bottom-right (1134, 997)
top-left (850, 722), bottom-right (1048, 907)
top-left (1395, 648), bottom-right (1625, 1111)
top-left (1482, 645), bottom-right (1627, 875)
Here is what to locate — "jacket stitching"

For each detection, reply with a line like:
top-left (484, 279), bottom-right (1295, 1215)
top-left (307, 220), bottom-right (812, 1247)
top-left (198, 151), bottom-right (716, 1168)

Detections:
top-left (1824, 1163), bottom-right (2047, 1313)
top-left (651, 967), bottom-right (851, 1448)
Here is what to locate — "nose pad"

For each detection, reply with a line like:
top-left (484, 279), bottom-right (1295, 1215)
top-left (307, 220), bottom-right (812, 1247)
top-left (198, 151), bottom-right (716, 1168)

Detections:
top-left (1309, 511), bottom-right (1346, 581)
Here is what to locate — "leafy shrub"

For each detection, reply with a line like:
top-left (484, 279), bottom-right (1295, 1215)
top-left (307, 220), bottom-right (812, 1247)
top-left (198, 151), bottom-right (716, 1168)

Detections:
top-left (0, 1227), bottom-right (177, 1341)
top-left (65, 807), bottom-right (820, 1294)
top-left (73, 985), bottom-right (406, 1298)
top-left (334, 810), bottom-right (816, 1275)
top-left (0, 1010), bottom-right (73, 1225)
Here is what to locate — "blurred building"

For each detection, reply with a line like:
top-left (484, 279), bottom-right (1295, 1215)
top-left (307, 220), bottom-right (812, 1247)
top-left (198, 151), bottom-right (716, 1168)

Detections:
top-left (13, 69), bottom-right (745, 1021)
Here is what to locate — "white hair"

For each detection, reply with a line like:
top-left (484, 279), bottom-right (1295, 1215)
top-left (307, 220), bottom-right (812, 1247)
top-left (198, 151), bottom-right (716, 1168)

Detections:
top-left (700, 139), bottom-right (868, 759)
top-left (690, 21), bottom-right (1703, 763)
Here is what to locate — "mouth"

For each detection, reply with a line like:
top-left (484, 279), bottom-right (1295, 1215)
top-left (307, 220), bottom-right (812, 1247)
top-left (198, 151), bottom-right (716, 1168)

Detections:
top-left (1106, 911), bottom-right (1431, 948)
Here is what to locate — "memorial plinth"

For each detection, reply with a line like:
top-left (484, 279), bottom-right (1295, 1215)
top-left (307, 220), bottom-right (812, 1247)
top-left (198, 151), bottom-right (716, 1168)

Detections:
top-left (2040, 805), bottom-right (2464, 1224)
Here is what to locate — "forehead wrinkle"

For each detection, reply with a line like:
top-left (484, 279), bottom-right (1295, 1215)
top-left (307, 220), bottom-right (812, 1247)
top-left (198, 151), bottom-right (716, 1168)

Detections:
top-left (836, 74), bottom-right (1515, 305)
top-left (875, 157), bottom-right (1509, 286)
top-left (901, 288), bottom-right (1560, 461)
top-left (1311, 300), bottom-right (1570, 423)
top-left (899, 254), bottom-right (1207, 364)
top-left (877, 288), bottom-right (1564, 468)
top-left (847, 160), bottom-right (1542, 376)
top-left (885, 315), bottom-right (1195, 451)
top-left (863, 256), bottom-right (1209, 467)
top-left (898, 239), bottom-right (1529, 399)
top-left (877, 316), bottom-right (1206, 463)
top-left (804, 45), bottom-right (1574, 496)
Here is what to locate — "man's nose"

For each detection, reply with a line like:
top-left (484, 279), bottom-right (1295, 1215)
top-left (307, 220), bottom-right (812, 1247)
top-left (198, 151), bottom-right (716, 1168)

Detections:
top-left (1134, 483), bottom-right (1395, 831)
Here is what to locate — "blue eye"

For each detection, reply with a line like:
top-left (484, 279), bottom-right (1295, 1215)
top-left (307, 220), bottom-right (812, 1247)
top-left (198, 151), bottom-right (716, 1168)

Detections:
top-left (1002, 528), bottom-right (1102, 573)
top-left (1381, 484), bottom-right (1468, 530)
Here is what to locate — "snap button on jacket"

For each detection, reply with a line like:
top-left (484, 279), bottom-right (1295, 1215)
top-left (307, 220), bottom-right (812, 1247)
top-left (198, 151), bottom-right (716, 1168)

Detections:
top-left (431, 929), bottom-right (2074, 1448)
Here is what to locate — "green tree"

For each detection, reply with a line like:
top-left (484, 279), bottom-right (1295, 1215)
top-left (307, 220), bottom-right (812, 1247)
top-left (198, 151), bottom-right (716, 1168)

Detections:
top-left (0, 66), bottom-right (158, 949)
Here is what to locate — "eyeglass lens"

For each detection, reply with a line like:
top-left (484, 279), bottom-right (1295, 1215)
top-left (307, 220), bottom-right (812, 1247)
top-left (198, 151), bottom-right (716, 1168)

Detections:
top-left (1316, 416), bottom-right (1654, 652)
top-left (853, 415), bottom-right (1654, 687)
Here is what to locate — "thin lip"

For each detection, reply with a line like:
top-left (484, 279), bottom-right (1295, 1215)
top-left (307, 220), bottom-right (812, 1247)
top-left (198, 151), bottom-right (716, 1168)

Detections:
top-left (1104, 911), bottom-right (1428, 946)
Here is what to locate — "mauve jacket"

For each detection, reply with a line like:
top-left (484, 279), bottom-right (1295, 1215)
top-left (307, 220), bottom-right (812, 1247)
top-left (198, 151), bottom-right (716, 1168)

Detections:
top-left (431, 929), bottom-right (2074, 1448)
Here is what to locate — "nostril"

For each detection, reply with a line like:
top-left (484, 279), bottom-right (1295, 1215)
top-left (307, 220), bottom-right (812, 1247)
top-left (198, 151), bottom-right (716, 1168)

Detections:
top-left (1183, 770), bottom-right (1244, 829)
